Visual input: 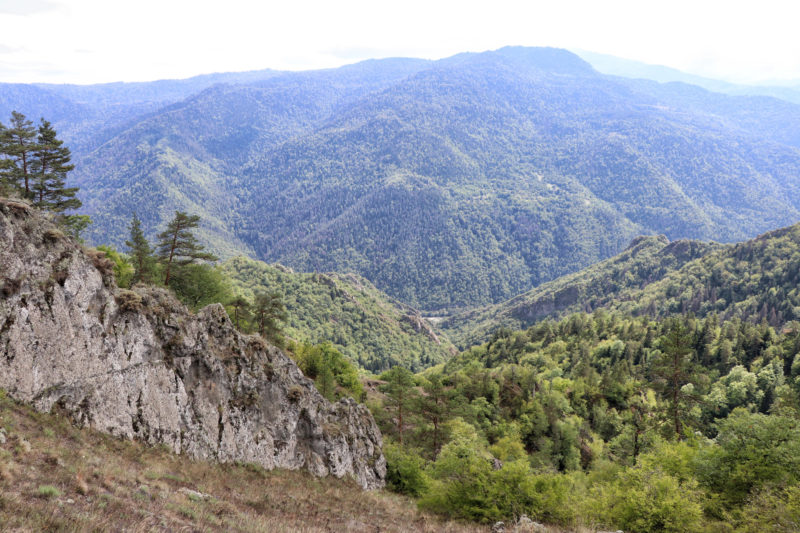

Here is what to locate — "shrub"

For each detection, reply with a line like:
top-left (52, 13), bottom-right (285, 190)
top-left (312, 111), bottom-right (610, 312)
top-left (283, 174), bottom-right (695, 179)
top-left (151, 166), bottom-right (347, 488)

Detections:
top-left (384, 442), bottom-right (429, 497)
top-left (115, 289), bottom-right (143, 313)
top-left (287, 385), bottom-right (303, 402)
top-left (43, 228), bottom-right (64, 242)
top-left (587, 464), bottom-right (703, 533)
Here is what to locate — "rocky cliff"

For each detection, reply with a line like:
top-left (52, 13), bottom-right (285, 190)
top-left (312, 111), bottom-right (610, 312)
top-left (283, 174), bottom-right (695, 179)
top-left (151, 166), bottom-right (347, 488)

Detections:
top-left (0, 199), bottom-right (385, 489)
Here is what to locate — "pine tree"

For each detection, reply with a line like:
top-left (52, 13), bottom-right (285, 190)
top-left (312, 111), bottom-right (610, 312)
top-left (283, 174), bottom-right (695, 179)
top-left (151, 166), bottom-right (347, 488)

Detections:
top-left (418, 374), bottom-right (453, 458)
top-left (2, 112), bottom-right (37, 198)
top-left (651, 318), bottom-right (703, 439)
top-left (253, 291), bottom-right (286, 345)
top-left (125, 213), bottom-right (156, 285)
top-left (227, 295), bottom-right (252, 331)
top-left (0, 121), bottom-right (14, 196)
top-left (156, 211), bottom-right (218, 285)
top-left (31, 120), bottom-right (79, 212)
top-left (380, 367), bottom-right (419, 445)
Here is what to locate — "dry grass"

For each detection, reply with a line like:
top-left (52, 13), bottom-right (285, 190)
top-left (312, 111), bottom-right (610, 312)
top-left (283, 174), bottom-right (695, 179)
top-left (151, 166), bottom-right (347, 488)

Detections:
top-left (0, 390), bottom-right (487, 532)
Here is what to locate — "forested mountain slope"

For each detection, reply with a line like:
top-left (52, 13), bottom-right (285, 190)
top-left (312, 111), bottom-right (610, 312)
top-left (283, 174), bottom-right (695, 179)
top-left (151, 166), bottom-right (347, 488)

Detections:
top-left (445, 222), bottom-right (800, 347)
top-left (220, 257), bottom-right (454, 372)
top-left (5, 47), bottom-right (800, 311)
top-left (442, 234), bottom-right (719, 347)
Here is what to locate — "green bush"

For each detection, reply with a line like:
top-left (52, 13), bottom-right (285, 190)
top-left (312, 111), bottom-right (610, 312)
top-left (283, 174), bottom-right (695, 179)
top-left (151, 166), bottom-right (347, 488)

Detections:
top-left (383, 442), bottom-right (429, 497)
top-left (588, 464), bottom-right (703, 532)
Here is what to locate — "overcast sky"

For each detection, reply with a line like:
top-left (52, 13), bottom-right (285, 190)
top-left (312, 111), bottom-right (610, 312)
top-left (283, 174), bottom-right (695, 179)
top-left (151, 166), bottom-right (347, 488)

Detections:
top-left (1, 0), bottom-right (798, 85)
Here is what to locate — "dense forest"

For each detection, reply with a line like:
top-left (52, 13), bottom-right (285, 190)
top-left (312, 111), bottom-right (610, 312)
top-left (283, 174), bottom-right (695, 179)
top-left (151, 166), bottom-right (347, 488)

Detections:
top-left (445, 222), bottom-right (800, 348)
top-left (220, 256), bottom-right (454, 371)
top-left (6, 47), bottom-right (800, 311)
top-left (370, 311), bottom-right (800, 531)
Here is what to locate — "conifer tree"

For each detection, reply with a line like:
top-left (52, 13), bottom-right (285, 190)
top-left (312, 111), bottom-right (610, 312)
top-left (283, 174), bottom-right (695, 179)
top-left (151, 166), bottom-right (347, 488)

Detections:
top-left (31, 119), bottom-right (79, 212)
top-left (125, 213), bottom-right (156, 285)
top-left (156, 211), bottom-right (218, 285)
top-left (2, 112), bottom-right (37, 198)
top-left (227, 295), bottom-right (252, 331)
top-left (380, 367), bottom-right (419, 445)
top-left (253, 291), bottom-right (287, 345)
top-left (651, 318), bottom-right (703, 439)
top-left (0, 122), bottom-right (14, 196)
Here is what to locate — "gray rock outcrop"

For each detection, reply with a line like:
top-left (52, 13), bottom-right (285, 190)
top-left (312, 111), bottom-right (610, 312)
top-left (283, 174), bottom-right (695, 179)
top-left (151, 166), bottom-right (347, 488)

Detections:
top-left (0, 199), bottom-right (385, 489)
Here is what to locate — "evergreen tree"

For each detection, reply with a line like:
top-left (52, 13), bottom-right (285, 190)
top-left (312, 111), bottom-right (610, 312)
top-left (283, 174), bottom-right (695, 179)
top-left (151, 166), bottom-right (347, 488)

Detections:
top-left (253, 291), bottom-right (287, 346)
top-left (2, 112), bottom-right (37, 198)
top-left (0, 121), bottom-right (15, 196)
top-left (125, 213), bottom-right (156, 285)
top-left (31, 119), bottom-right (79, 212)
top-left (650, 319), bottom-right (703, 439)
top-left (380, 367), bottom-right (419, 445)
top-left (316, 362), bottom-right (336, 401)
top-left (227, 295), bottom-right (252, 331)
top-left (418, 374), bottom-right (453, 458)
top-left (156, 211), bottom-right (218, 285)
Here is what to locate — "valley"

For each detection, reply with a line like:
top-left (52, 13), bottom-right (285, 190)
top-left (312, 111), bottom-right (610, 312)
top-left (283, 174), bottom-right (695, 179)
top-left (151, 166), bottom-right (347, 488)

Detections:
top-left (2, 43), bottom-right (800, 532)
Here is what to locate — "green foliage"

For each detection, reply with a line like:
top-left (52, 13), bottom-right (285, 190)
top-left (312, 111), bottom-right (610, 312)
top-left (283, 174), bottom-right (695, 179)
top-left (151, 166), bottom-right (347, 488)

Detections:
top-left (253, 291), bottom-right (286, 347)
top-left (220, 256), bottom-right (453, 371)
top-left (95, 245), bottom-right (134, 288)
top-left (448, 222), bottom-right (800, 348)
top-left (696, 409), bottom-right (800, 506)
top-left (62, 49), bottom-right (800, 313)
top-left (588, 462), bottom-right (703, 532)
top-left (30, 119), bottom-right (78, 212)
top-left (168, 263), bottom-right (233, 312)
top-left (292, 342), bottom-right (363, 401)
top-left (0, 111), bottom-right (37, 198)
top-left (379, 367), bottom-right (419, 445)
top-left (125, 213), bottom-right (157, 285)
top-left (59, 214), bottom-right (92, 242)
top-left (369, 310), bottom-right (800, 529)
top-left (156, 211), bottom-right (218, 285)
top-left (383, 442), bottom-right (429, 497)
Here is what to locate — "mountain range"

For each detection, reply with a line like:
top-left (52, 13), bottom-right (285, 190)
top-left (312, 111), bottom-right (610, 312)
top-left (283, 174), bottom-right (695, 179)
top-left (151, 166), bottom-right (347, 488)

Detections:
top-left (4, 46), bottom-right (800, 312)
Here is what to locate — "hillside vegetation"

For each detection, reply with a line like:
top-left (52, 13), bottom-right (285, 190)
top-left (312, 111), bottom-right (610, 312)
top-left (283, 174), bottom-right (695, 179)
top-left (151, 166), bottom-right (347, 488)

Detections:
top-left (220, 256), bottom-right (454, 371)
top-left (442, 234), bottom-right (719, 347)
top-left (369, 311), bottom-right (800, 531)
top-left (446, 222), bottom-right (800, 347)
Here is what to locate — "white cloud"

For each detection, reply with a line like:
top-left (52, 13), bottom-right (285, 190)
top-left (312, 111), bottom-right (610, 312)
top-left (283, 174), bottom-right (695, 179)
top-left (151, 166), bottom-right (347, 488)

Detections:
top-left (0, 0), bottom-right (798, 84)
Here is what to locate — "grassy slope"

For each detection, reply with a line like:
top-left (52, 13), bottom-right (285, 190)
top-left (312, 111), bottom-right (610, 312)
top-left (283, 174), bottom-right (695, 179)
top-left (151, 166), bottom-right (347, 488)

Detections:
top-left (0, 390), bottom-right (484, 533)
top-left (220, 256), bottom-right (455, 372)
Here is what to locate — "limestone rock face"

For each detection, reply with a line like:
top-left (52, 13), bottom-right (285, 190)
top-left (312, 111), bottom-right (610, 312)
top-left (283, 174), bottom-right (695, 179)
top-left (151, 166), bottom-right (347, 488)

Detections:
top-left (0, 200), bottom-right (385, 489)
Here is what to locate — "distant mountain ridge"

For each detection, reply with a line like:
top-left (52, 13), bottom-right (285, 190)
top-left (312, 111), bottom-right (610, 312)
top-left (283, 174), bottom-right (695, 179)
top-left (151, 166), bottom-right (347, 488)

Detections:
top-left (443, 221), bottom-right (800, 347)
top-left (4, 46), bottom-right (800, 311)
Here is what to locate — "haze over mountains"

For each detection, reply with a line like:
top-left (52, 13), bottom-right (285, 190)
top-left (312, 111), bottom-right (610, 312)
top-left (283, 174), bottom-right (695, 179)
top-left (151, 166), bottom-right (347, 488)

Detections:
top-left (4, 46), bottom-right (800, 312)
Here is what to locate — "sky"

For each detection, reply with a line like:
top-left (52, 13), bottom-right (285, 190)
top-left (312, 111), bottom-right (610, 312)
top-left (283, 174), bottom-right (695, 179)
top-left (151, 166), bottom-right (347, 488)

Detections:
top-left (1, 0), bottom-right (799, 85)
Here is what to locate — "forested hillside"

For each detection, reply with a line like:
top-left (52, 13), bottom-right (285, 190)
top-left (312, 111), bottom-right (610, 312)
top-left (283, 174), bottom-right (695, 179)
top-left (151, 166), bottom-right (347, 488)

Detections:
top-left (442, 234), bottom-right (719, 347)
top-left (5, 47), bottom-right (800, 311)
top-left (220, 256), bottom-right (454, 371)
top-left (445, 222), bottom-right (800, 348)
top-left (370, 311), bottom-right (800, 531)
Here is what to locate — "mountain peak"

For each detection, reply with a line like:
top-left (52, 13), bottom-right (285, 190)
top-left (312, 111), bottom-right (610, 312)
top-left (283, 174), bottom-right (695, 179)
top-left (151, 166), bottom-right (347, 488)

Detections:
top-left (491, 46), bottom-right (597, 75)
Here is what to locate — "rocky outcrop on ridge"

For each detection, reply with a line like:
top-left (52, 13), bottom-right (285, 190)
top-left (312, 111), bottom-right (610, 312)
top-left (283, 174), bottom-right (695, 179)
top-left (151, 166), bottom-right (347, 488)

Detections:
top-left (0, 199), bottom-right (385, 489)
